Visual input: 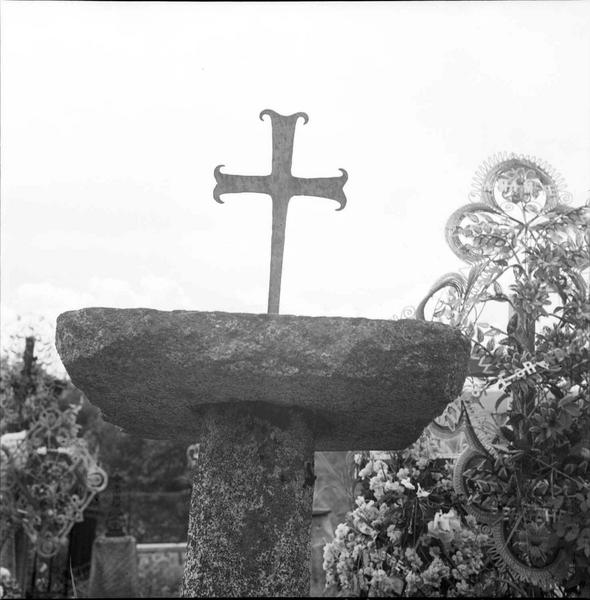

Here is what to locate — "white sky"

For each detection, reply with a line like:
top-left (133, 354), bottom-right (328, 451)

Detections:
top-left (1, 1), bottom-right (589, 372)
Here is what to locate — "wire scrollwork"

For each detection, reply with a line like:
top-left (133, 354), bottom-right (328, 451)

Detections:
top-left (0, 407), bottom-right (108, 558)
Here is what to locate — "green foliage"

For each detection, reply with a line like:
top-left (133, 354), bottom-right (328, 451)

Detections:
top-left (0, 345), bottom-right (67, 435)
top-left (137, 556), bottom-right (183, 598)
top-left (97, 425), bottom-right (191, 494)
top-left (430, 199), bottom-right (589, 594)
top-left (94, 424), bottom-right (192, 543)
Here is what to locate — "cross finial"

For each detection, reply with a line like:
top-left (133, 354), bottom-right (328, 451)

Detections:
top-left (214, 109), bottom-right (347, 314)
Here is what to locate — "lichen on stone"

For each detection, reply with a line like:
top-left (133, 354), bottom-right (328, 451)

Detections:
top-left (181, 405), bottom-right (315, 597)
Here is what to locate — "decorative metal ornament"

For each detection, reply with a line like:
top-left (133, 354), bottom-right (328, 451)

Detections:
top-left (392, 305), bottom-right (416, 320)
top-left (213, 109), bottom-right (347, 314)
top-left (0, 407), bottom-right (107, 558)
top-left (448, 402), bottom-right (570, 588)
top-left (447, 153), bottom-right (571, 267)
top-left (417, 154), bottom-right (585, 589)
top-left (426, 399), bottom-right (570, 588)
top-left (469, 152), bottom-right (570, 210)
top-left (417, 153), bottom-right (582, 336)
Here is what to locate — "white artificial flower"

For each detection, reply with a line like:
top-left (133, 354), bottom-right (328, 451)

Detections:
top-left (385, 480), bottom-right (402, 494)
top-left (370, 451), bottom-right (391, 461)
top-left (416, 484), bottom-right (430, 497)
top-left (358, 461), bottom-right (374, 479)
top-left (370, 478), bottom-right (385, 500)
top-left (396, 468), bottom-right (410, 481)
top-left (334, 523), bottom-right (350, 538)
top-left (386, 525), bottom-right (402, 544)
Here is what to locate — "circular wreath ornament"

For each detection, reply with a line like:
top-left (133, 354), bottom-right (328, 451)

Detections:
top-left (0, 407), bottom-right (107, 558)
top-left (427, 400), bottom-right (573, 591)
top-left (443, 154), bottom-right (571, 272)
top-left (451, 408), bottom-right (571, 589)
top-left (418, 153), bottom-right (585, 331)
top-left (470, 153), bottom-right (569, 212)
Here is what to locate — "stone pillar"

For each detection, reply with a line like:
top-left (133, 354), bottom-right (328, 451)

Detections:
top-left (182, 405), bottom-right (315, 597)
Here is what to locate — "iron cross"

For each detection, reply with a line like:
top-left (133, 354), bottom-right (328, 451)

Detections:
top-left (213, 109), bottom-right (347, 314)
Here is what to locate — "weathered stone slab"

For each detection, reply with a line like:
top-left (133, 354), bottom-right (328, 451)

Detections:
top-left (56, 308), bottom-right (470, 451)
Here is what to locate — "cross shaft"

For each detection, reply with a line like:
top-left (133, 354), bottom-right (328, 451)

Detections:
top-left (213, 109), bottom-right (347, 314)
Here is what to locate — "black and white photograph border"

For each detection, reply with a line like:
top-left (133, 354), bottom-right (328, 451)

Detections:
top-left (1, 1), bottom-right (589, 598)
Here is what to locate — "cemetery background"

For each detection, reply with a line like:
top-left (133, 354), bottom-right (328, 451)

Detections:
top-left (0, 338), bottom-right (356, 597)
top-left (2, 167), bottom-right (588, 599)
top-left (1, 1), bottom-right (589, 598)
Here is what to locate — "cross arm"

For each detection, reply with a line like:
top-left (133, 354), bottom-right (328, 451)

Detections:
top-left (291, 169), bottom-right (348, 210)
top-left (213, 165), bottom-right (271, 203)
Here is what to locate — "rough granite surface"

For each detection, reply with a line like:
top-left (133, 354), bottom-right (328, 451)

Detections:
top-left (56, 308), bottom-right (470, 451)
top-left (181, 405), bottom-right (314, 597)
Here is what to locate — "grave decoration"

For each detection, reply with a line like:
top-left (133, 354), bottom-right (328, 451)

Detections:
top-left (55, 109), bottom-right (470, 596)
top-left (418, 154), bottom-right (589, 592)
top-left (0, 336), bottom-right (107, 595)
top-left (323, 154), bottom-right (588, 598)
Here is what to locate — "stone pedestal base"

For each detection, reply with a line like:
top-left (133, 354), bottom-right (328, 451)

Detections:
top-left (181, 405), bottom-right (315, 597)
top-left (56, 308), bottom-right (471, 596)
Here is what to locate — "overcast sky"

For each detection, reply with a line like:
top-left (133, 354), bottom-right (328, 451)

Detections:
top-left (1, 1), bottom-right (589, 373)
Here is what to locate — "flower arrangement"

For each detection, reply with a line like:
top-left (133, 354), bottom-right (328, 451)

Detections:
top-left (323, 436), bottom-right (501, 597)
top-left (0, 568), bottom-right (22, 600)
